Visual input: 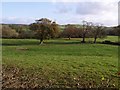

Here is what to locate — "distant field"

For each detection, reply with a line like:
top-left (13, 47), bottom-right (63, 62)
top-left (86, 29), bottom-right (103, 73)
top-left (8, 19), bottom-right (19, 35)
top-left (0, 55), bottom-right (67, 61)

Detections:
top-left (2, 36), bottom-right (119, 88)
top-left (2, 36), bottom-right (118, 45)
top-left (65, 36), bottom-right (118, 43)
top-left (97, 36), bottom-right (118, 42)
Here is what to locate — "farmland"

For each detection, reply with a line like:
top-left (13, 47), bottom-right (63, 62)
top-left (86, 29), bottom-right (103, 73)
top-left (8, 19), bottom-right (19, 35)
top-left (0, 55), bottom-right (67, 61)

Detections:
top-left (2, 36), bottom-right (119, 88)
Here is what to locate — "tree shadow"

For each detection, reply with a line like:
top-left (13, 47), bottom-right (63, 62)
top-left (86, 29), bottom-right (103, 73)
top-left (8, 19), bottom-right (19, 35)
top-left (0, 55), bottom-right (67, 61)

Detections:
top-left (100, 40), bottom-right (120, 46)
top-left (44, 41), bottom-right (81, 45)
top-left (2, 41), bottom-right (82, 46)
top-left (2, 42), bottom-right (39, 46)
top-left (2, 39), bottom-right (120, 46)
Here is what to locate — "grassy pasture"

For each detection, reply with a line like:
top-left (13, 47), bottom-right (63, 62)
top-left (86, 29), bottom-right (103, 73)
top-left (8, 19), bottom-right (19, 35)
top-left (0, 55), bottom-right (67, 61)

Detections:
top-left (2, 36), bottom-right (119, 88)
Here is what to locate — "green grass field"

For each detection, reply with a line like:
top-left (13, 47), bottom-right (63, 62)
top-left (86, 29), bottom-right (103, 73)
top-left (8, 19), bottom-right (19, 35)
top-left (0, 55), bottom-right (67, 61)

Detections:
top-left (2, 36), bottom-right (119, 88)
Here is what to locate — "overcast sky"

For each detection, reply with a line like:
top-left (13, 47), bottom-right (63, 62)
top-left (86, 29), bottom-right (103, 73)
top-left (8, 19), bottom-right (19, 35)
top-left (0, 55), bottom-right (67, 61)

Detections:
top-left (1, 0), bottom-right (119, 26)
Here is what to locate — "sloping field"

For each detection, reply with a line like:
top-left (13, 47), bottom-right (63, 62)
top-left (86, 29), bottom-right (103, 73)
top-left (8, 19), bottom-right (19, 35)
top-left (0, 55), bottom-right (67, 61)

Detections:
top-left (2, 38), bottom-right (119, 89)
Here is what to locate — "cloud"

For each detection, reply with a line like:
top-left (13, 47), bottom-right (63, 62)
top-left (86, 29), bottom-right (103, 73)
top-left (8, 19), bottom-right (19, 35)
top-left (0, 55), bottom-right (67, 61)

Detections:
top-left (2, 0), bottom-right (119, 2)
top-left (52, 0), bottom-right (119, 3)
top-left (2, 17), bottom-right (35, 24)
top-left (74, 2), bottom-right (118, 26)
top-left (53, 1), bottom-right (118, 26)
top-left (118, 1), bottom-right (120, 25)
top-left (54, 3), bottom-right (72, 14)
top-left (61, 14), bottom-right (117, 26)
top-left (2, 1), bottom-right (119, 26)
top-left (76, 2), bottom-right (117, 15)
top-left (76, 2), bottom-right (103, 15)
top-left (54, 6), bottom-right (71, 13)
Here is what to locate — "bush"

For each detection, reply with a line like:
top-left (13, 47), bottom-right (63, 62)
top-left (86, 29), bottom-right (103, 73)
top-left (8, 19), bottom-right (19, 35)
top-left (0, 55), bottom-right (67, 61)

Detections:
top-left (2, 25), bottom-right (18, 38)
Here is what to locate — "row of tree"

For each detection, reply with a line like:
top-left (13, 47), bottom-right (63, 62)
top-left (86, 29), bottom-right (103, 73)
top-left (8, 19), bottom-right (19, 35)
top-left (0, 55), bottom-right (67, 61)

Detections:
top-left (61, 22), bottom-right (106, 43)
top-left (1, 18), bottom-right (119, 44)
top-left (1, 24), bottom-right (34, 39)
top-left (29, 18), bottom-right (106, 44)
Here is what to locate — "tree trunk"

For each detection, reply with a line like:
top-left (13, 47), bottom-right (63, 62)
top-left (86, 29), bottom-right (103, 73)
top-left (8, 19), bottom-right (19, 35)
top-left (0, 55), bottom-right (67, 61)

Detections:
top-left (39, 38), bottom-right (43, 44)
top-left (69, 37), bottom-right (71, 40)
top-left (94, 37), bottom-right (97, 43)
top-left (81, 33), bottom-right (86, 43)
top-left (82, 36), bottom-right (85, 43)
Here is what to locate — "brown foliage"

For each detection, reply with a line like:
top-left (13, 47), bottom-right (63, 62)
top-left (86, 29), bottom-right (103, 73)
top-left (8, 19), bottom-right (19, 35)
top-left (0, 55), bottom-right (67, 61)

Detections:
top-left (62, 24), bottom-right (79, 39)
top-left (2, 25), bottom-right (18, 38)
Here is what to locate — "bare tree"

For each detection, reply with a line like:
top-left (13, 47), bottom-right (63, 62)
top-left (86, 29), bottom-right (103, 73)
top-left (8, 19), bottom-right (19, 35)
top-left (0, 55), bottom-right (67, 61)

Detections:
top-left (62, 24), bottom-right (78, 40)
top-left (91, 23), bottom-right (106, 43)
top-left (81, 21), bottom-right (93, 43)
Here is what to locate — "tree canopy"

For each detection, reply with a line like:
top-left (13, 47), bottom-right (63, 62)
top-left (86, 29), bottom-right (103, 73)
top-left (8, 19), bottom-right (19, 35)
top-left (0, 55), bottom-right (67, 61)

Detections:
top-left (29, 18), bottom-right (60, 44)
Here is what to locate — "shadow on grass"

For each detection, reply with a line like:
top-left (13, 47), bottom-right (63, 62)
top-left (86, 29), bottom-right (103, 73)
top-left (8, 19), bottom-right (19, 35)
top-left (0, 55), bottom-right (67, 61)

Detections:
top-left (44, 41), bottom-right (81, 45)
top-left (2, 39), bottom-right (120, 46)
top-left (2, 41), bottom-right (82, 46)
top-left (100, 40), bottom-right (120, 46)
top-left (2, 43), bottom-right (38, 46)
top-left (2, 41), bottom-right (39, 46)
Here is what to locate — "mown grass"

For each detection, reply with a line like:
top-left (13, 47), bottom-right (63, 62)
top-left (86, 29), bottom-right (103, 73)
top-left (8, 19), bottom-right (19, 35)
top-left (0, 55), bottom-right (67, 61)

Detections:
top-left (2, 36), bottom-right (119, 88)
